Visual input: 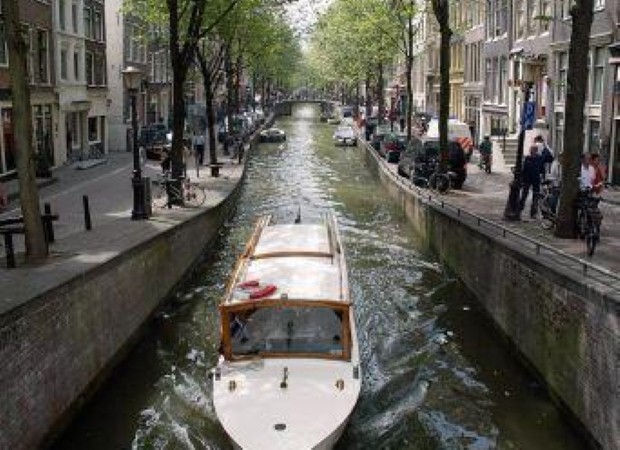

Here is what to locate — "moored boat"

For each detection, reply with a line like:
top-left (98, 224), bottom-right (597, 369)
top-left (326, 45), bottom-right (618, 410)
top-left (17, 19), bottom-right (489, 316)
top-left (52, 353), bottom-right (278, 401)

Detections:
top-left (212, 213), bottom-right (361, 449)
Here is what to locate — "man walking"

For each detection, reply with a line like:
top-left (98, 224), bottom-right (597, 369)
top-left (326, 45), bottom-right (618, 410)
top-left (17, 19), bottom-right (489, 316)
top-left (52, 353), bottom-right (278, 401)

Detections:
top-left (478, 135), bottom-right (492, 173)
top-left (193, 132), bottom-right (205, 166)
top-left (534, 135), bottom-right (554, 178)
top-left (519, 145), bottom-right (545, 218)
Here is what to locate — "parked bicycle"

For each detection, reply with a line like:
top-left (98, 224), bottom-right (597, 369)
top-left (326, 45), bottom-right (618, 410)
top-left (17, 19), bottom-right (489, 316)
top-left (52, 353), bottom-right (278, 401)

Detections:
top-left (576, 187), bottom-right (602, 257)
top-left (410, 158), bottom-right (452, 194)
top-left (539, 180), bottom-right (558, 230)
top-left (152, 172), bottom-right (206, 209)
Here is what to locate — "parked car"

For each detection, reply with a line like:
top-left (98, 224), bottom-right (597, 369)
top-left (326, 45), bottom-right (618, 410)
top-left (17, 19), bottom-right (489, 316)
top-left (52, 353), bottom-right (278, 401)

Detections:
top-left (139, 126), bottom-right (169, 160)
top-left (259, 128), bottom-right (286, 143)
top-left (370, 125), bottom-right (392, 151)
top-left (397, 137), bottom-right (467, 189)
top-left (378, 131), bottom-right (407, 163)
top-left (333, 126), bottom-right (357, 146)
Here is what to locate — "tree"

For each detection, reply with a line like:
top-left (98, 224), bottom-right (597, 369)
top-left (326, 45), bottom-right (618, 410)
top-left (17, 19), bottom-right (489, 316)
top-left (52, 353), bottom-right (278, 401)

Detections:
top-left (430, 0), bottom-right (451, 170)
top-left (1, 0), bottom-right (47, 261)
top-left (555, 0), bottom-right (594, 238)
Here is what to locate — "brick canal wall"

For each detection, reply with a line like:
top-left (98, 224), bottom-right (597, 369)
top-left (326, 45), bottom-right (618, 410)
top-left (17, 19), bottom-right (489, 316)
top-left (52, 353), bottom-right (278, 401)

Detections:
top-left (0, 118), bottom-right (272, 449)
top-left (0, 188), bottom-right (243, 450)
top-left (363, 144), bottom-right (618, 449)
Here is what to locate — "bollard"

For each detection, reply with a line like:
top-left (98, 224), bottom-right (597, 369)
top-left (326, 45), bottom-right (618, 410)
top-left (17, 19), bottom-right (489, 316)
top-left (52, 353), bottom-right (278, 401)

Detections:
top-left (83, 195), bottom-right (92, 230)
top-left (43, 203), bottom-right (55, 243)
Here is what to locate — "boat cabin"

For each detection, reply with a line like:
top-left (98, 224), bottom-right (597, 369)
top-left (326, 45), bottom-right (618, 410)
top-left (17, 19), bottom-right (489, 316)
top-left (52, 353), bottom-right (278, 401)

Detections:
top-left (219, 216), bottom-right (352, 362)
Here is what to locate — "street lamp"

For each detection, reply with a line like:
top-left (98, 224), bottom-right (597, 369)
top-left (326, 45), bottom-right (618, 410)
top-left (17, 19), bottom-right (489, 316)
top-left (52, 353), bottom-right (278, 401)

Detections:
top-left (503, 81), bottom-right (534, 221)
top-left (122, 66), bottom-right (149, 220)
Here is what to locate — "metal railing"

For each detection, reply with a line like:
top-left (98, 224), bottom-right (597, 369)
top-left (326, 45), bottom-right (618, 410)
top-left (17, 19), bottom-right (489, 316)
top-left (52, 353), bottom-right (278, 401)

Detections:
top-left (363, 140), bottom-right (620, 292)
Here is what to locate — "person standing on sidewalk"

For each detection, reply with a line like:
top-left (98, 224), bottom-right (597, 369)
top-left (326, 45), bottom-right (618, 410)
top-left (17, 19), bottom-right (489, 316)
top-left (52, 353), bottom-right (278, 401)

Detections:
top-left (479, 135), bottom-right (492, 173)
top-left (534, 135), bottom-right (554, 178)
top-left (519, 145), bottom-right (545, 218)
top-left (193, 132), bottom-right (205, 166)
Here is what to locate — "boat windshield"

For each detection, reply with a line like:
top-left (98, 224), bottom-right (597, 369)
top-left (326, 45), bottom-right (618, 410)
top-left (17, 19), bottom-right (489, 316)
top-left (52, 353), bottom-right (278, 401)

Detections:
top-left (226, 306), bottom-right (346, 358)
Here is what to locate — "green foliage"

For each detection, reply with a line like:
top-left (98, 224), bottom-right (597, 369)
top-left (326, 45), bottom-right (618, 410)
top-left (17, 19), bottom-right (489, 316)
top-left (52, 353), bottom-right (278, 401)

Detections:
top-left (306, 0), bottom-right (400, 89)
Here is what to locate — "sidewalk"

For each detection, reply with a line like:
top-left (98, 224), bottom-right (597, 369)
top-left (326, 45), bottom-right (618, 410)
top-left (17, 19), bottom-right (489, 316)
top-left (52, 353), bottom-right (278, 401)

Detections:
top-left (383, 157), bottom-right (620, 275)
top-left (0, 146), bottom-right (244, 312)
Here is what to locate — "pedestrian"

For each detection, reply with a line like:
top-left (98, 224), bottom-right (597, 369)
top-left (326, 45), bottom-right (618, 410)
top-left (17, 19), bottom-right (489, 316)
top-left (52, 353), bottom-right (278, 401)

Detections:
top-left (478, 135), bottom-right (492, 172)
top-left (580, 153), bottom-right (595, 190)
top-left (193, 132), bottom-right (205, 166)
top-left (548, 151), bottom-right (563, 214)
top-left (590, 153), bottom-right (606, 195)
top-left (519, 145), bottom-right (545, 218)
top-left (534, 135), bottom-right (554, 178)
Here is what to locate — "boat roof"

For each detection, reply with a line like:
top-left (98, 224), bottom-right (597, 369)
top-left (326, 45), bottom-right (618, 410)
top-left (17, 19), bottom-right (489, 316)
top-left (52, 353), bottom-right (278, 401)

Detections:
top-left (223, 221), bottom-right (348, 307)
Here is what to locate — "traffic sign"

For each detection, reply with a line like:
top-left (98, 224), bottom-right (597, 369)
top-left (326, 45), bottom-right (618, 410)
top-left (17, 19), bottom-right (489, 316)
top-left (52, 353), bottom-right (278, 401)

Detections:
top-left (522, 101), bottom-right (536, 130)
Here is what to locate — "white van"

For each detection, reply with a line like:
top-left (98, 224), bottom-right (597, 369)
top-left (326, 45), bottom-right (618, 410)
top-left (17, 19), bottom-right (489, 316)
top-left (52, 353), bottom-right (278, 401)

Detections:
top-left (425, 118), bottom-right (474, 156)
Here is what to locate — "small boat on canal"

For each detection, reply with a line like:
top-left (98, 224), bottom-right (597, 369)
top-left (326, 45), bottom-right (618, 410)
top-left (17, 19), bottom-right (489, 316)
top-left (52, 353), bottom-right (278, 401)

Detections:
top-left (212, 212), bottom-right (361, 450)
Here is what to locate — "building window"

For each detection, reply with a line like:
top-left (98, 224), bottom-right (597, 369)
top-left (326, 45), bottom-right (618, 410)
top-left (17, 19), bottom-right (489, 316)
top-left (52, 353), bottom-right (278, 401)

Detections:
top-left (0, 22), bottom-right (6, 66)
top-left (73, 50), bottom-right (79, 80)
top-left (540, 0), bottom-right (551, 32)
top-left (588, 120), bottom-right (601, 154)
top-left (555, 112), bottom-right (564, 154)
top-left (59, 0), bottom-right (66, 31)
top-left (86, 51), bottom-right (94, 85)
top-left (591, 47), bottom-right (605, 104)
top-left (37, 30), bottom-right (49, 84)
top-left (484, 58), bottom-right (493, 99)
top-left (88, 116), bottom-right (99, 142)
top-left (71, 0), bottom-right (78, 34)
top-left (94, 53), bottom-right (106, 86)
top-left (556, 52), bottom-right (568, 102)
top-left (499, 56), bottom-right (507, 104)
top-left (93, 11), bottom-right (103, 41)
top-left (60, 48), bottom-right (67, 79)
top-left (83, 7), bottom-right (92, 39)
top-left (515, 1), bottom-right (526, 39)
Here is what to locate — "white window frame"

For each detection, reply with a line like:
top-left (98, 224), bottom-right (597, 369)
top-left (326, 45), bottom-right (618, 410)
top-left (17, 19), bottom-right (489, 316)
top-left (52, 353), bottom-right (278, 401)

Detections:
top-left (590, 46), bottom-right (605, 104)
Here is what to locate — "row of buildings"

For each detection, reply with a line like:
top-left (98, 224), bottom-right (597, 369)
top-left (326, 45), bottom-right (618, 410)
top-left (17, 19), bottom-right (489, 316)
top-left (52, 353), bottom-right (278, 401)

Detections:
top-left (390, 0), bottom-right (619, 184)
top-left (0, 0), bottom-right (174, 179)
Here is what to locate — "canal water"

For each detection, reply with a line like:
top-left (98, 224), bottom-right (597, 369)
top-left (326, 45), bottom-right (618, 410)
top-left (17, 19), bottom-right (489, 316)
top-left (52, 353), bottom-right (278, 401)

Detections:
top-left (54, 105), bottom-right (587, 449)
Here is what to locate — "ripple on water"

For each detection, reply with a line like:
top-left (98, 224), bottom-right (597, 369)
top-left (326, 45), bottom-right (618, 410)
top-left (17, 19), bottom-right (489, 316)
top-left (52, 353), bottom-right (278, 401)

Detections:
top-left (54, 104), bottom-right (590, 450)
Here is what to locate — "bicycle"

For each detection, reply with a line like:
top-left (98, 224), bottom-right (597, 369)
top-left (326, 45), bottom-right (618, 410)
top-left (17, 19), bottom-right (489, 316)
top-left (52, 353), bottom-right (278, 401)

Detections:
top-left (410, 158), bottom-right (452, 194)
top-left (576, 187), bottom-right (602, 257)
top-left (152, 172), bottom-right (206, 209)
top-left (539, 180), bottom-right (558, 230)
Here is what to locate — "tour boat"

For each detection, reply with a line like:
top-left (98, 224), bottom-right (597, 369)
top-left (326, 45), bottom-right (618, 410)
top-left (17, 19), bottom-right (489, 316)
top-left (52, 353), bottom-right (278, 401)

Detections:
top-left (212, 212), bottom-right (361, 449)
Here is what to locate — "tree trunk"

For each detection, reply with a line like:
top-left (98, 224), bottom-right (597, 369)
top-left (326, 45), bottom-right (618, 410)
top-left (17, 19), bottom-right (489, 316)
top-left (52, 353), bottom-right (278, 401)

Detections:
top-left (205, 78), bottom-right (218, 165)
top-left (225, 47), bottom-right (235, 134)
top-left (406, 10), bottom-right (414, 140)
top-left (555, 0), bottom-right (594, 238)
top-left (432, 0), bottom-right (452, 171)
top-left (2, 0), bottom-right (47, 261)
top-left (365, 72), bottom-right (372, 117)
top-left (377, 63), bottom-right (385, 124)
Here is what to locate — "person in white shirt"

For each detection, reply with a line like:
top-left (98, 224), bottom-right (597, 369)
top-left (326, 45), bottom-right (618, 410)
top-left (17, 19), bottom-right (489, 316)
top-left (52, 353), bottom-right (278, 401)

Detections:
top-left (547, 152), bottom-right (562, 213)
top-left (580, 153), bottom-right (595, 190)
top-left (192, 133), bottom-right (206, 166)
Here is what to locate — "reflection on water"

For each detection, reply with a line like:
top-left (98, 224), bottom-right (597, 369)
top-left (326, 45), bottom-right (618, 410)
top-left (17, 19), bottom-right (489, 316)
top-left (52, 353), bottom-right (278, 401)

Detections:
top-left (54, 105), bottom-right (588, 450)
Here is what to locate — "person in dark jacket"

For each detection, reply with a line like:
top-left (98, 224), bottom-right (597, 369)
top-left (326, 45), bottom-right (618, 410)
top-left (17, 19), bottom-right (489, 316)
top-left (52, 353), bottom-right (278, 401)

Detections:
top-left (519, 145), bottom-right (545, 218)
top-left (534, 135), bottom-right (554, 178)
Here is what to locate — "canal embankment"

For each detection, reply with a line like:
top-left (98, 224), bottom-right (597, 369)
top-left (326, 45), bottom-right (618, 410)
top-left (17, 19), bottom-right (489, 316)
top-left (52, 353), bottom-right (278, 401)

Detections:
top-left (0, 118), bottom-right (272, 450)
top-left (361, 140), bottom-right (619, 450)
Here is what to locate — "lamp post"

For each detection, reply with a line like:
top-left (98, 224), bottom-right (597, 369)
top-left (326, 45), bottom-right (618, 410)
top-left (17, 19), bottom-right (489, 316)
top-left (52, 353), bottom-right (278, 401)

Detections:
top-left (504, 81), bottom-right (534, 221)
top-left (122, 66), bottom-right (149, 220)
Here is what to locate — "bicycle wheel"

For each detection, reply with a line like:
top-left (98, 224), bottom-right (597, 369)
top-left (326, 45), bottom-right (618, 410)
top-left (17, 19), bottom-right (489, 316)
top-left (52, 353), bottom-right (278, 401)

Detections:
top-left (429, 172), bottom-right (451, 194)
top-left (586, 222), bottom-right (599, 257)
top-left (576, 209), bottom-right (587, 239)
top-left (184, 184), bottom-right (206, 207)
top-left (152, 182), bottom-right (169, 209)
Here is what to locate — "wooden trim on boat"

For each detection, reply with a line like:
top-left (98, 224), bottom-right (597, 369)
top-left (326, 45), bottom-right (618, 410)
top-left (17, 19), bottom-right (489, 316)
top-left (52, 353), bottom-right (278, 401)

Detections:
top-left (342, 307), bottom-right (352, 361)
top-left (221, 216), bottom-right (271, 305)
top-left (229, 352), bottom-right (348, 362)
top-left (251, 250), bottom-right (334, 260)
top-left (221, 298), bottom-right (351, 312)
